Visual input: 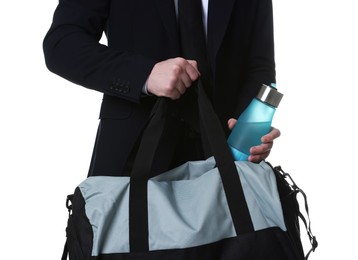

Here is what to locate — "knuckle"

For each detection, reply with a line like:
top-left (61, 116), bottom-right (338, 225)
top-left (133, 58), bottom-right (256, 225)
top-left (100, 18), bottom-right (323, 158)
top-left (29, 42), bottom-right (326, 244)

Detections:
top-left (173, 57), bottom-right (186, 66)
top-left (172, 64), bottom-right (183, 76)
top-left (191, 60), bottom-right (198, 66)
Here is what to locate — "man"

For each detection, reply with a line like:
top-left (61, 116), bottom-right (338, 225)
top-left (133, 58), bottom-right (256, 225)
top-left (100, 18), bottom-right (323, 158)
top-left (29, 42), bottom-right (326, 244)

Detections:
top-left (43, 0), bottom-right (280, 177)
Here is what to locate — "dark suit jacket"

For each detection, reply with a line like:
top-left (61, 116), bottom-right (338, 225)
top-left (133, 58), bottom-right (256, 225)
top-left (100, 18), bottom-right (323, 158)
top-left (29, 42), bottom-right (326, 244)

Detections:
top-left (43, 0), bottom-right (276, 176)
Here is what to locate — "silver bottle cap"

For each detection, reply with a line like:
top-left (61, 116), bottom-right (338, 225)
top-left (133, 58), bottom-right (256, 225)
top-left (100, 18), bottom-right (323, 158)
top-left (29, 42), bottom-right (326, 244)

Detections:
top-left (256, 84), bottom-right (283, 108)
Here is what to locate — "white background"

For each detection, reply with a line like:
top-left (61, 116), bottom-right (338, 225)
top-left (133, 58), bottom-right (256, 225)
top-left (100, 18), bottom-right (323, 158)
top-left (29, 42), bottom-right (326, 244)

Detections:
top-left (1, 0), bottom-right (357, 258)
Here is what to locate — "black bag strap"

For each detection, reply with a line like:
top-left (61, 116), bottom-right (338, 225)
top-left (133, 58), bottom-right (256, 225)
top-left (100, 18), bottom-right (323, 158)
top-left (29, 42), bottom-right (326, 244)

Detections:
top-left (197, 82), bottom-right (254, 234)
top-left (129, 79), bottom-right (253, 252)
top-left (274, 166), bottom-right (318, 260)
top-left (129, 98), bottom-right (168, 252)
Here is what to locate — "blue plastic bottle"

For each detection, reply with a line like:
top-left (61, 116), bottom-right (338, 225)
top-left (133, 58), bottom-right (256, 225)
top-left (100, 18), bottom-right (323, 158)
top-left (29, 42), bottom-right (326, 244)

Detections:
top-left (227, 83), bottom-right (283, 161)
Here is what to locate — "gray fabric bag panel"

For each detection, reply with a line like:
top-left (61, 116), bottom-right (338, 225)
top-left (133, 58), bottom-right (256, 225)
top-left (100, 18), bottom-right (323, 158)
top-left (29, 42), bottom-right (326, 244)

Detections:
top-left (79, 157), bottom-right (286, 256)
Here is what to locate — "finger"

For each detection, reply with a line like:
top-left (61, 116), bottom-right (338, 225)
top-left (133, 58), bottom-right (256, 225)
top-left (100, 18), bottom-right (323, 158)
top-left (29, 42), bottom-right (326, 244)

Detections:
top-left (176, 80), bottom-right (187, 95)
top-left (187, 60), bottom-right (200, 73)
top-left (160, 79), bottom-right (183, 100)
top-left (227, 118), bottom-right (237, 130)
top-left (186, 60), bottom-right (201, 81)
top-left (248, 150), bottom-right (271, 163)
top-left (168, 88), bottom-right (182, 100)
top-left (261, 127), bottom-right (281, 143)
top-left (179, 70), bottom-right (193, 88)
top-left (250, 142), bottom-right (273, 156)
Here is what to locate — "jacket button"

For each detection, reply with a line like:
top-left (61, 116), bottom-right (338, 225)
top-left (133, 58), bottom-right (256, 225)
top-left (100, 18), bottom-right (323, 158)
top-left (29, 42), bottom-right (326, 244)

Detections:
top-left (122, 85), bottom-right (130, 94)
top-left (110, 78), bottom-right (130, 94)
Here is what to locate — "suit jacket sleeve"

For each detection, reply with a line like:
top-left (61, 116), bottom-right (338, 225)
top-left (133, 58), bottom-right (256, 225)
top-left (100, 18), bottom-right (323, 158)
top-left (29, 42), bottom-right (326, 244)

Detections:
top-left (43, 0), bottom-right (157, 103)
top-left (235, 0), bottom-right (276, 116)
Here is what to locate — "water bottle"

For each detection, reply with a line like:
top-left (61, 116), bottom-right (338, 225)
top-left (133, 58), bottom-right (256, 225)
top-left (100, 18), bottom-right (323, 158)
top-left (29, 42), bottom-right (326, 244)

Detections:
top-left (227, 83), bottom-right (283, 161)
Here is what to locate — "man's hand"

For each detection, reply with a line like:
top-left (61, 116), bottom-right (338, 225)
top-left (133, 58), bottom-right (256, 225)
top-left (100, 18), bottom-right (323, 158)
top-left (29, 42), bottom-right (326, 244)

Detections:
top-left (227, 118), bottom-right (281, 162)
top-left (147, 58), bottom-right (200, 100)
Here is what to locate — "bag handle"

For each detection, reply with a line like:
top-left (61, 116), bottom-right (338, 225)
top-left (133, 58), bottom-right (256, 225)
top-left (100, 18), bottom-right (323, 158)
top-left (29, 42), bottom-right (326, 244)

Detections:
top-left (197, 81), bottom-right (254, 233)
top-left (129, 79), bottom-right (254, 252)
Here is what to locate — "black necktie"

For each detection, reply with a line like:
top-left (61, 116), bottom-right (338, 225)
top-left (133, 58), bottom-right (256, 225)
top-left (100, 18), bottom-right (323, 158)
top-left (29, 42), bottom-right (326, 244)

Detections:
top-left (178, 0), bottom-right (212, 91)
top-left (178, 0), bottom-right (206, 59)
top-left (176, 0), bottom-right (213, 159)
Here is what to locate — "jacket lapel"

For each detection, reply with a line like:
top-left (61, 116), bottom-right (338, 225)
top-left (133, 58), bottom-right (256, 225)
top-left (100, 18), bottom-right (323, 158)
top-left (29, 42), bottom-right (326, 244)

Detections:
top-left (153, 0), bottom-right (237, 66)
top-left (207, 0), bottom-right (236, 64)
